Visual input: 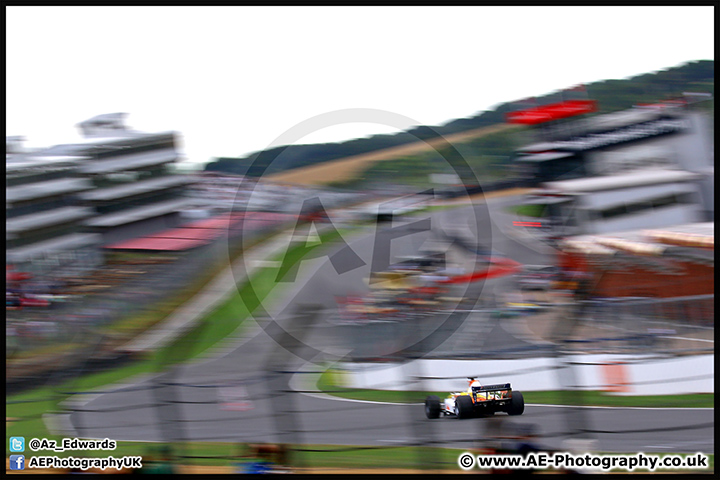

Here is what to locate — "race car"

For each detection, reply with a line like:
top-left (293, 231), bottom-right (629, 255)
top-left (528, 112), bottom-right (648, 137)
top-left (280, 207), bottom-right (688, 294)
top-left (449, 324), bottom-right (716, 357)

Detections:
top-left (424, 378), bottom-right (524, 419)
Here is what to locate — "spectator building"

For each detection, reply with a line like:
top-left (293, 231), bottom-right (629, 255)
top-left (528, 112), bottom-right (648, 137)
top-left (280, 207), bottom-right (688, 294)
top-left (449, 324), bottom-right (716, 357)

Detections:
top-left (529, 168), bottom-right (705, 238)
top-left (512, 96), bottom-right (713, 220)
top-left (7, 114), bottom-right (197, 276)
top-left (39, 113), bottom-right (196, 245)
top-left (6, 138), bottom-right (101, 278)
top-left (509, 93), bottom-right (713, 241)
top-left (557, 222), bottom-right (713, 326)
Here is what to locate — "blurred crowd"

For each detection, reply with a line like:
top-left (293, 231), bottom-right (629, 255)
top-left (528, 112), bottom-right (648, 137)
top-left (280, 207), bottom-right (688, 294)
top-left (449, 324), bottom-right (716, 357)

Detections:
top-left (186, 172), bottom-right (363, 215)
top-left (6, 256), bottom-right (177, 360)
top-left (335, 254), bottom-right (463, 325)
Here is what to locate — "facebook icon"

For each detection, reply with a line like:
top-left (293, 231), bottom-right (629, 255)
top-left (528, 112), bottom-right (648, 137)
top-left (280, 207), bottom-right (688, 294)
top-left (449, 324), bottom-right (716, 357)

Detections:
top-left (10, 455), bottom-right (25, 470)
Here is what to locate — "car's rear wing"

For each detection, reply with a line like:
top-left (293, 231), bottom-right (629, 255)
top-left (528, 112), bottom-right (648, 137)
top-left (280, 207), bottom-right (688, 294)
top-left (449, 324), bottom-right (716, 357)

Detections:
top-left (472, 383), bottom-right (511, 393)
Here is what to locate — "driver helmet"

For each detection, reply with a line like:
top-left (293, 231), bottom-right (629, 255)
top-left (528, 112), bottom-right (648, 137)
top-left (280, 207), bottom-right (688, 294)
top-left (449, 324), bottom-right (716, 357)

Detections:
top-left (468, 379), bottom-right (482, 392)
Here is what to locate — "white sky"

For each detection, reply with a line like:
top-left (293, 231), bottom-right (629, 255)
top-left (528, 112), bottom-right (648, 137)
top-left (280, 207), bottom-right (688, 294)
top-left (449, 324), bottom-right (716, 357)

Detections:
top-left (6, 6), bottom-right (715, 169)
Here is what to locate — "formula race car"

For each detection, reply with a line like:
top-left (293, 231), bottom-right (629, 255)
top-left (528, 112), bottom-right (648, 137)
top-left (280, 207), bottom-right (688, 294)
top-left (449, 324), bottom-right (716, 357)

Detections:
top-left (425, 378), bottom-right (524, 419)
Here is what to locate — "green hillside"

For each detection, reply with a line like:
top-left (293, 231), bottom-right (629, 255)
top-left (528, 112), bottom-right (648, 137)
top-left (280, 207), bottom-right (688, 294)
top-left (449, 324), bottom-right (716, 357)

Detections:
top-left (205, 59), bottom-right (713, 184)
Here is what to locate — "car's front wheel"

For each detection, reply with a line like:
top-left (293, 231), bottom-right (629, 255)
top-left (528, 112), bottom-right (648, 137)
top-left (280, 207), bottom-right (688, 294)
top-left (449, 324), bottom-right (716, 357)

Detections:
top-left (425, 395), bottom-right (441, 419)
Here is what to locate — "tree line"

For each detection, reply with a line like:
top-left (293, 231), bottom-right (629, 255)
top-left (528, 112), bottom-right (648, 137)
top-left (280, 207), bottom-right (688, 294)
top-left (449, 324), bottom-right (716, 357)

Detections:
top-left (204, 60), bottom-right (713, 178)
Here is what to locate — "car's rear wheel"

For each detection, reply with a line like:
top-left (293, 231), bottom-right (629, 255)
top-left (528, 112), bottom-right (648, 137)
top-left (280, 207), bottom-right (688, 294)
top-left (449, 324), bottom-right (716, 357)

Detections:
top-left (455, 395), bottom-right (474, 419)
top-left (507, 391), bottom-right (524, 416)
top-left (425, 395), bottom-right (441, 419)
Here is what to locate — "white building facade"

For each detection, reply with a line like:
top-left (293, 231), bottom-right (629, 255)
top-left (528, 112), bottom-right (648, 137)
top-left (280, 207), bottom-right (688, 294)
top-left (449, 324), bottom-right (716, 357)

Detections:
top-left (37, 113), bottom-right (195, 245)
top-left (6, 114), bottom-right (196, 275)
top-left (534, 169), bottom-right (704, 237)
top-left (6, 145), bottom-right (102, 277)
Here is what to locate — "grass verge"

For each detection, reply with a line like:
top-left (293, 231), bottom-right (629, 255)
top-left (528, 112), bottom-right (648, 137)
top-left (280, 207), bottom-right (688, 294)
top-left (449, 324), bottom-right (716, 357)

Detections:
top-left (510, 203), bottom-right (547, 218)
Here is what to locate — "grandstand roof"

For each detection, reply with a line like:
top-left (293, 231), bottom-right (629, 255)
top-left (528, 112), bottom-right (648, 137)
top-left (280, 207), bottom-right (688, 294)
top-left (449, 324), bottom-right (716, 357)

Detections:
top-left (104, 211), bottom-right (295, 251)
top-left (542, 169), bottom-right (701, 194)
top-left (104, 236), bottom-right (209, 251)
top-left (560, 222), bottom-right (713, 265)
